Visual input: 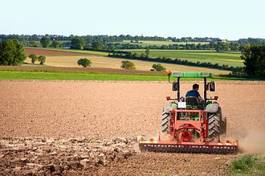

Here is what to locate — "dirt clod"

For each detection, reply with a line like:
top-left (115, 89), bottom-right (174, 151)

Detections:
top-left (0, 137), bottom-right (135, 175)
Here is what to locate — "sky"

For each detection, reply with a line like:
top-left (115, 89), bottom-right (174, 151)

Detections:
top-left (0, 0), bottom-right (264, 40)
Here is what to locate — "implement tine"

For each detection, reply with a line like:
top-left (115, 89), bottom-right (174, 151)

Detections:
top-left (139, 143), bottom-right (238, 154)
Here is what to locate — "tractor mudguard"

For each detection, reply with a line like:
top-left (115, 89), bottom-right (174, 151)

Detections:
top-left (163, 102), bottom-right (177, 112)
top-left (205, 103), bottom-right (219, 113)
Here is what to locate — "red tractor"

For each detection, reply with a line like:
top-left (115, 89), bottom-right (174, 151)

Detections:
top-left (139, 72), bottom-right (238, 154)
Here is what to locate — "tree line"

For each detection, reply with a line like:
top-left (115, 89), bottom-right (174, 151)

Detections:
top-left (1, 34), bottom-right (265, 52)
top-left (108, 41), bottom-right (241, 51)
top-left (108, 51), bottom-right (243, 72)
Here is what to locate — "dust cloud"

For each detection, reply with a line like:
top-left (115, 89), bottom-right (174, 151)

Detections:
top-left (239, 129), bottom-right (265, 154)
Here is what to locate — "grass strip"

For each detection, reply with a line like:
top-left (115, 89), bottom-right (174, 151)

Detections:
top-left (229, 155), bottom-right (265, 176)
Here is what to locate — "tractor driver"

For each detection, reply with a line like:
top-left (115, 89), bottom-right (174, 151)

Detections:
top-left (186, 84), bottom-right (203, 102)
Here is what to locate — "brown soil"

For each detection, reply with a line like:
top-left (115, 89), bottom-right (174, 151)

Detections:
top-left (93, 153), bottom-right (237, 176)
top-left (24, 48), bottom-right (88, 56)
top-left (0, 81), bottom-right (265, 175)
top-left (0, 137), bottom-right (135, 176)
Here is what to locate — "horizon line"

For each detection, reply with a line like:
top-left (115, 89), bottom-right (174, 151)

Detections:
top-left (1, 33), bottom-right (265, 41)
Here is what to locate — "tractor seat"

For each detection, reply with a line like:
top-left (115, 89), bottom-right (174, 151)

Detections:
top-left (185, 96), bottom-right (199, 108)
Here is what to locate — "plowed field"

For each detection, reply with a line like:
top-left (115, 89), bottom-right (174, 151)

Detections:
top-left (24, 48), bottom-right (89, 56)
top-left (1, 81), bottom-right (265, 175)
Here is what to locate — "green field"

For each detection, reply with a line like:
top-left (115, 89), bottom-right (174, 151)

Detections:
top-left (126, 49), bottom-right (243, 67)
top-left (0, 71), bottom-right (248, 81)
top-left (0, 71), bottom-right (167, 81)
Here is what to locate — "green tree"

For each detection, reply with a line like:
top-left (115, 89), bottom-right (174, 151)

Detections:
top-left (145, 48), bottom-right (150, 58)
top-left (241, 45), bottom-right (265, 77)
top-left (152, 64), bottom-right (166, 71)
top-left (121, 60), bottom-right (136, 70)
top-left (91, 41), bottom-right (105, 50)
top-left (38, 55), bottom-right (46, 65)
top-left (29, 54), bottom-right (37, 64)
top-left (51, 40), bottom-right (60, 48)
top-left (40, 36), bottom-right (51, 48)
top-left (77, 58), bottom-right (91, 68)
top-left (0, 39), bottom-right (26, 65)
top-left (29, 41), bottom-right (39, 47)
top-left (70, 38), bottom-right (84, 49)
top-left (214, 42), bottom-right (230, 52)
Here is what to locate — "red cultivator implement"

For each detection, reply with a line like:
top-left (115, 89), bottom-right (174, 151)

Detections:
top-left (139, 72), bottom-right (238, 154)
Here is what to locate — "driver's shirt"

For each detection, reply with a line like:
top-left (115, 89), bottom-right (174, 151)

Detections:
top-left (186, 90), bottom-right (200, 97)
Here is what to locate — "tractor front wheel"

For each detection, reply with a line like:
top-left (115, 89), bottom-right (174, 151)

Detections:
top-left (161, 104), bottom-right (171, 133)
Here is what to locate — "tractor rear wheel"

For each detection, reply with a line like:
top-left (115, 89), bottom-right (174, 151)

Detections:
top-left (161, 104), bottom-right (171, 133)
top-left (208, 107), bottom-right (225, 138)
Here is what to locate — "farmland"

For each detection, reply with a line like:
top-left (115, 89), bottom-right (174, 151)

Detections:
top-left (21, 48), bottom-right (230, 75)
top-left (27, 56), bottom-right (229, 75)
top-left (127, 49), bottom-right (243, 67)
top-left (1, 0), bottom-right (265, 175)
top-left (0, 47), bottom-right (263, 176)
top-left (0, 48), bottom-right (264, 176)
top-left (1, 80), bottom-right (265, 175)
top-left (25, 47), bottom-right (108, 56)
top-left (0, 70), bottom-right (248, 81)
top-left (0, 71), bottom-right (168, 81)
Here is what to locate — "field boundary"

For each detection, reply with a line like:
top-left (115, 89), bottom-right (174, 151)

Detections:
top-left (0, 65), bottom-right (164, 75)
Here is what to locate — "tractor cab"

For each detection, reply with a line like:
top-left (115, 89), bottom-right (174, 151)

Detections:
top-left (167, 72), bottom-right (217, 110)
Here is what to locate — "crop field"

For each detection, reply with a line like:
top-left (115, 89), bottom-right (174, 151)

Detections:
top-left (0, 71), bottom-right (168, 81)
top-left (127, 49), bottom-right (243, 67)
top-left (28, 56), bottom-right (229, 75)
top-left (25, 47), bottom-right (108, 56)
top-left (23, 48), bottom-right (230, 75)
top-left (0, 80), bottom-right (265, 175)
